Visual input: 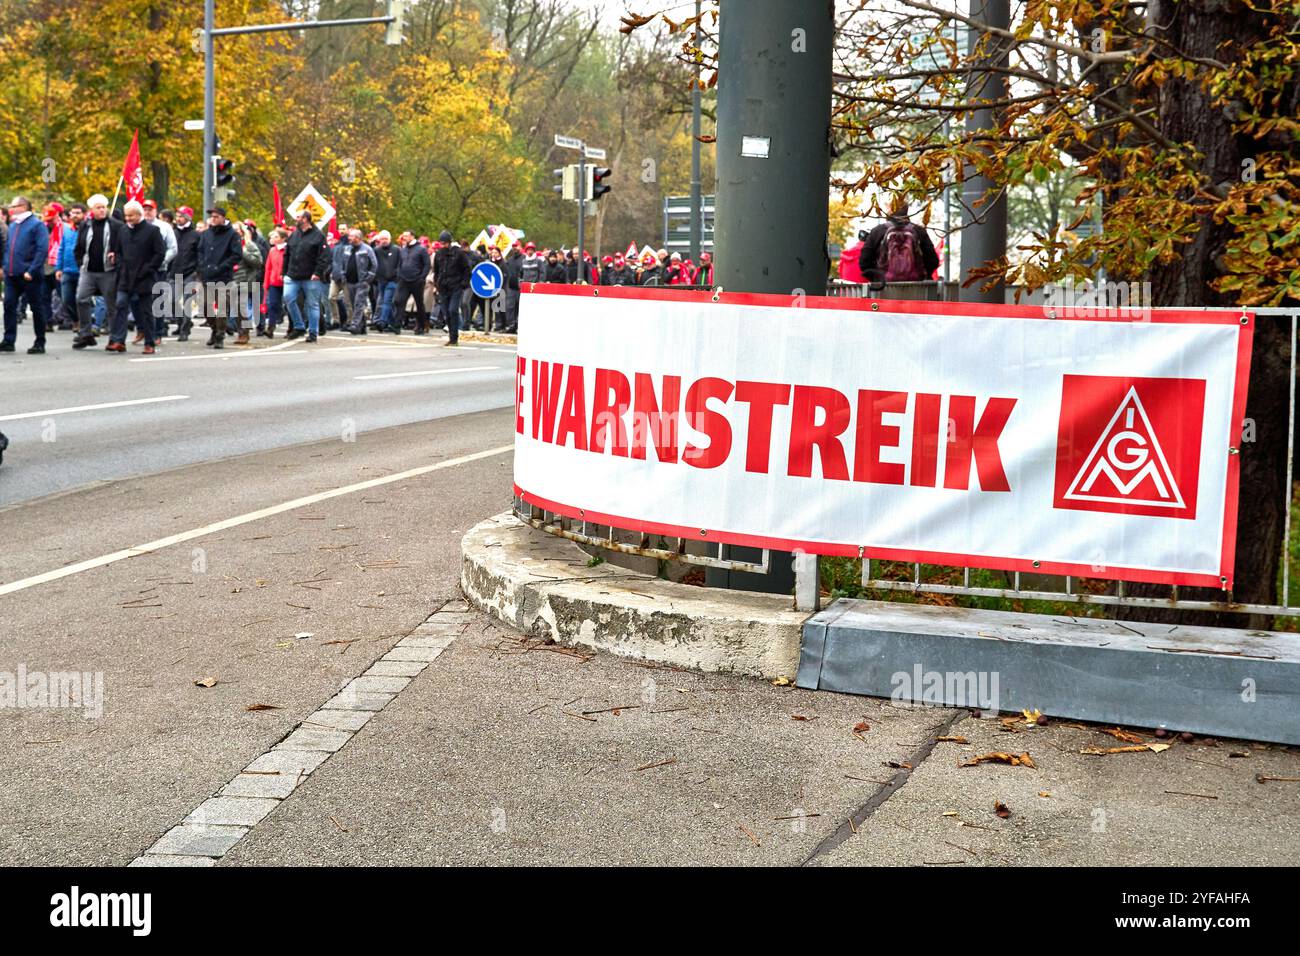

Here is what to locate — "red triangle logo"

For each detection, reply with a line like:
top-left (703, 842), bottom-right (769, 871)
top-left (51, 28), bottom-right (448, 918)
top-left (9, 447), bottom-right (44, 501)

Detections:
top-left (1063, 386), bottom-right (1185, 508)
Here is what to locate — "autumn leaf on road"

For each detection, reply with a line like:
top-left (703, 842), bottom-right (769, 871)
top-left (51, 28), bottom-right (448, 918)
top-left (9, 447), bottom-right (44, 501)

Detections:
top-left (961, 752), bottom-right (1037, 769)
top-left (1102, 727), bottom-right (1146, 744)
top-left (994, 800), bottom-right (1012, 818)
top-left (1080, 744), bottom-right (1171, 755)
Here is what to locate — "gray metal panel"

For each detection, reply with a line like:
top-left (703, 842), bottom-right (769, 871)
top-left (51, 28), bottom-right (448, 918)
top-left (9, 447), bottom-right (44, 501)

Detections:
top-left (800, 599), bottom-right (1300, 744)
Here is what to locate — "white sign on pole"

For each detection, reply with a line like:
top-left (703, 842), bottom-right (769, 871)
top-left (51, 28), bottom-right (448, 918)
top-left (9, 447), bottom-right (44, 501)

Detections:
top-left (183, 120), bottom-right (205, 131)
top-left (513, 287), bottom-right (1253, 588)
top-left (554, 134), bottom-right (583, 151)
top-left (285, 184), bottom-right (336, 225)
top-left (584, 146), bottom-right (607, 160)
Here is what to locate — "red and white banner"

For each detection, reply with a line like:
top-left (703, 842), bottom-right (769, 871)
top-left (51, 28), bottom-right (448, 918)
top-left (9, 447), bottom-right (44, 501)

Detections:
top-left (514, 287), bottom-right (1253, 588)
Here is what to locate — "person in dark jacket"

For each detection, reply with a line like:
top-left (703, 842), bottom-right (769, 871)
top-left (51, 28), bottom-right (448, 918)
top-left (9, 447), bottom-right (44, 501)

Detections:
top-left (72, 194), bottom-right (123, 349)
top-left (858, 199), bottom-right (939, 285)
top-left (338, 229), bottom-right (378, 334)
top-left (606, 253), bottom-right (635, 286)
top-left (169, 207), bottom-right (201, 340)
top-left (3, 195), bottom-right (51, 354)
top-left (636, 251), bottom-right (662, 286)
top-left (501, 246), bottom-right (522, 334)
top-left (517, 242), bottom-right (543, 285)
top-left (432, 230), bottom-right (470, 346)
top-left (195, 206), bottom-right (243, 348)
top-left (371, 230), bottom-right (400, 332)
top-left (107, 200), bottom-right (165, 353)
top-left (392, 230), bottom-right (430, 334)
top-left (544, 250), bottom-right (567, 284)
top-left (282, 211), bottom-right (328, 341)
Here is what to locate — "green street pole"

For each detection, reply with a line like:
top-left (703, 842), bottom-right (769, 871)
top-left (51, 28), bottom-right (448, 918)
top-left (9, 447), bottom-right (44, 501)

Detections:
top-left (959, 0), bottom-right (1010, 305)
top-left (709, 0), bottom-right (833, 594)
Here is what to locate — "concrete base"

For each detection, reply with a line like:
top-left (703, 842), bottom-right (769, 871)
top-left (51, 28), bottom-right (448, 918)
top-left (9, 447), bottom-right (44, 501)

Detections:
top-left (461, 512), bottom-right (807, 679)
top-left (798, 599), bottom-right (1300, 744)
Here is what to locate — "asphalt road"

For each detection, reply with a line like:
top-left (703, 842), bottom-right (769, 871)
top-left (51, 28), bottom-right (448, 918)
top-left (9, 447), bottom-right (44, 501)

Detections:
top-left (0, 322), bottom-right (517, 507)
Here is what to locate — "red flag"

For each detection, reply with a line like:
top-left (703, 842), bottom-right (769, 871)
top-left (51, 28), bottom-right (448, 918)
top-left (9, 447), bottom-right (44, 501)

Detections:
top-left (121, 129), bottom-right (145, 204)
top-left (327, 195), bottom-right (340, 241)
top-left (272, 182), bottom-right (285, 227)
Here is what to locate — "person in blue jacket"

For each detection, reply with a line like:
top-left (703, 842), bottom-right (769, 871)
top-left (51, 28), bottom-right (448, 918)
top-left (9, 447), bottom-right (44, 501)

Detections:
top-left (3, 195), bottom-right (51, 354)
top-left (55, 203), bottom-right (86, 331)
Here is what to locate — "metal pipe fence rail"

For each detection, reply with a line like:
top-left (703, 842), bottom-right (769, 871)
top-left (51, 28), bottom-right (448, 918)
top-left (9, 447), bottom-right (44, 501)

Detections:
top-left (516, 295), bottom-right (1299, 621)
top-left (511, 497), bottom-right (771, 575)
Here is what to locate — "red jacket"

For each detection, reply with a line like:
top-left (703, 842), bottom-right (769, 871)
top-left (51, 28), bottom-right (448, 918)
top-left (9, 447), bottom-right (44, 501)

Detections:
top-left (263, 243), bottom-right (285, 288)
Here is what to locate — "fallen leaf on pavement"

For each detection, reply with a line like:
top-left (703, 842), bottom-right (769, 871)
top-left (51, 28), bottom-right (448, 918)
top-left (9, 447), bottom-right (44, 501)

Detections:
top-left (961, 751), bottom-right (1036, 769)
top-left (193, 677), bottom-right (219, 688)
top-left (1080, 743), bottom-right (1171, 755)
top-left (790, 714), bottom-right (816, 721)
top-left (853, 721), bottom-right (870, 734)
top-left (1102, 727), bottom-right (1146, 744)
top-left (884, 760), bottom-right (913, 770)
top-left (994, 800), bottom-right (1012, 819)
top-left (1022, 708), bottom-right (1042, 725)
top-left (245, 703), bottom-right (281, 712)
top-left (771, 676), bottom-right (792, 687)
top-left (1038, 791), bottom-right (1051, 798)
top-left (942, 811), bottom-right (960, 817)
top-left (937, 735), bottom-right (968, 744)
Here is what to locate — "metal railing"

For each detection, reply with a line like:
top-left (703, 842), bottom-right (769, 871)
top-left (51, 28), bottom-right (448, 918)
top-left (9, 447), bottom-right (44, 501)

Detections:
top-left (857, 305), bottom-right (1299, 619)
top-left (512, 497), bottom-right (771, 574)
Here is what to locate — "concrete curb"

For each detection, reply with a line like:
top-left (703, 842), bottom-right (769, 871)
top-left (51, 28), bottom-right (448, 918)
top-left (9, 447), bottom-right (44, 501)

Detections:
top-left (461, 512), bottom-right (807, 679)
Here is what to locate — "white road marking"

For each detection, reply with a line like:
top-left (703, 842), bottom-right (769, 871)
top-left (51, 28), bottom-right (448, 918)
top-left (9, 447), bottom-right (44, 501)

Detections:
top-left (0, 395), bottom-right (190, 422)
top-left (130, 339), bottom-right (303, 362)
top-left (132, 606), bottom-right (465, 866)
top-left (0, 445), bottom-right (513, 597)
top-left (353, 366), bottom-right (506, 381)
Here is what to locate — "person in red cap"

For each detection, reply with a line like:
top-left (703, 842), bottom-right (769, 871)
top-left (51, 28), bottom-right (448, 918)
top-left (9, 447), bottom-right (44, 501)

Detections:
top-left (599, 255), bottom-right (614, 285)
top-left (39, 202), bottom-right (66, 330)
top-left (696, 250), bottom-right (714, 287)
top-left (518, 242), bottom-right (542, 284)
top-left (636, 250), bottom-right (662, 286)
top-left (606, 252), bottom-right (634, 286)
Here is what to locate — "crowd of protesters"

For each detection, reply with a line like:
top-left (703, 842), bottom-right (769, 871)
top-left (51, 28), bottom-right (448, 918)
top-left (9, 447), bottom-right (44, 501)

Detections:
top-left (3, 192), bottom-right (717, 355)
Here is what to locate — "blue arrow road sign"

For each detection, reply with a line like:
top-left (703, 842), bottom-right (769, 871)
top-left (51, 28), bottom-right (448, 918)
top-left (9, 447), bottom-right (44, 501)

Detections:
top-left (470, 261), bottom-right (504, 298)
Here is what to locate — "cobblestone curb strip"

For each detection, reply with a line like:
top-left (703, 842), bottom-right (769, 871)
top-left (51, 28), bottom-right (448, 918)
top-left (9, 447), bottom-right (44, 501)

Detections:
top-left (128, 604), bottom-right (469, 867)
top-left (461, 511), bottom-right (807, 679)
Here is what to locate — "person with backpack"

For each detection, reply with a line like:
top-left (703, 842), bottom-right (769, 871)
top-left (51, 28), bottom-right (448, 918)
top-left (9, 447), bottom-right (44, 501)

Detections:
top-left (858, 197), bottom-right (940, 286)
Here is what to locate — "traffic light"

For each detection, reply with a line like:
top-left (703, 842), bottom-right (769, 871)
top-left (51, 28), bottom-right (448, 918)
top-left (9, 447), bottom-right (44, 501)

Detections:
top-left (385, 0), bottom-right (405, 46)
top-left (212, 156), bottom-right (235, 203)
top-left (589, 166), bottom-right (612, 201)
top-left (214, 156), bottom-right (234, 187)
top-left (553, 165), bottom-right (578, 201)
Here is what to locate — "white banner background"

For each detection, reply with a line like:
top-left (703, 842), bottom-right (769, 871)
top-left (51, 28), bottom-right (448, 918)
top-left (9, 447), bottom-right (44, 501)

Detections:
top-left (514, 289), bottom-right (1248, 586)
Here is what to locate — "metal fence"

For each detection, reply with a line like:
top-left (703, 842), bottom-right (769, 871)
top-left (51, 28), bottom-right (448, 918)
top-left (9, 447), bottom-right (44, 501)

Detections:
top-left (517, 289), bottom-right (1299, 620)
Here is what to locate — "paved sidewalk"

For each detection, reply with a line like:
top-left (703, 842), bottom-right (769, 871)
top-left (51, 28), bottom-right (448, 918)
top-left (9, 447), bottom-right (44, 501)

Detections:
top-left (223, 612), bottom-right (1300, 867)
